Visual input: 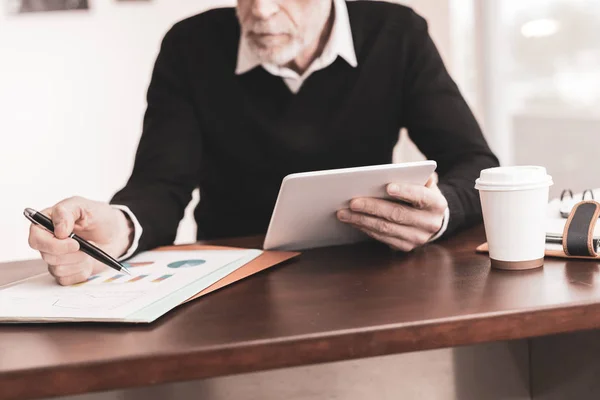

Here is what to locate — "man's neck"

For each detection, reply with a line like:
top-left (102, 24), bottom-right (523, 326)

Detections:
top-left (285, 3), bottom-right (335, 75)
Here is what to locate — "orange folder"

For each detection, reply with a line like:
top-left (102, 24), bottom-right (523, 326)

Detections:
top-left (155, 244), bottom-right (300, 302)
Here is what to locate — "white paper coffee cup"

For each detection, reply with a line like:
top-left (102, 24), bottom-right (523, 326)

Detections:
top-left (475, 166), bottom-right (553, 270)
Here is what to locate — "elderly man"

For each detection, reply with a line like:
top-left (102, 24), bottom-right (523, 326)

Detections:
top-left (28, 0), bottom-right (499, 285)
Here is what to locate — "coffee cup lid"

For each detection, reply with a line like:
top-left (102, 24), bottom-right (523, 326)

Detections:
top-left (475, 166), bottom-right (553, 191)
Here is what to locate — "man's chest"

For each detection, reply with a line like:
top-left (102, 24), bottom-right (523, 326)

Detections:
top-left (188, 58), bottom-right (404, 174)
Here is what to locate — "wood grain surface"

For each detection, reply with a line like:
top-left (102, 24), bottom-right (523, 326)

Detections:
top-left (2, 225), bottom-right (600, 400)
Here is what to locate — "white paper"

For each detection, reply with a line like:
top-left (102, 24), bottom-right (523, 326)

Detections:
top-left (0, 249), bottom-right (259, 321)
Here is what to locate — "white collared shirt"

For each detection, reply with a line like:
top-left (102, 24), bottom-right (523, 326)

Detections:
top-left (235, 0), bottom-right (358, 93)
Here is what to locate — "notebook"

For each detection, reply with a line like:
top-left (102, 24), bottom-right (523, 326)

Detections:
top-left (0, 245), bottom-right (299, 323)
top-left (548, 188), bottom-right (600, 236)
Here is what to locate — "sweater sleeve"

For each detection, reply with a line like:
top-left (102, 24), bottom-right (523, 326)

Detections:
top-left (400, 10), bottom-right (500, 237)
top-left (110, 26), bottom-right (201, 254)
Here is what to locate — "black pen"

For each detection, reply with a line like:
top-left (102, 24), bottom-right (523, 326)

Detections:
top-left (23, 208), bottom-right (132, 276)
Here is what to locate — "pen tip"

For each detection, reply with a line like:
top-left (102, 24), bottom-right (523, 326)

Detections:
top-left (121, 266), bottom-right (133, 276)
top-left (23, 208), bottom-right (35, 217)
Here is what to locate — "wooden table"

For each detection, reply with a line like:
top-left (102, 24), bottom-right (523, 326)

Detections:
top-left (2, 225), bottom-right (600, 400)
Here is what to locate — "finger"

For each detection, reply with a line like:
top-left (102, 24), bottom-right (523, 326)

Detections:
top-left (48, 263), bottom-right (87, 278)
top-left (41, 250), bottom-right (88, 267)
top-left (51, 196), bottom-right (89, 239)
top-left (29, 224), bottom-right (79, 254)
top-left (56, 270), bottom-right (92, 286)
top-left (386, 183), bottom-right (447, 211)
top-left (358, 227), bottom-right (416, 252)
top-left (49, 258), bottom-right (93, 280)
top-left (425, 173), bottom-right (439, 188)
top-left (348, 198), bottom-right (441, 232)
top-left (337, 210), bottom-right (432, 245)
top-left (40, 207), bottom-right (53, 217)
top-left (91, 261), bottom-right (110, 276)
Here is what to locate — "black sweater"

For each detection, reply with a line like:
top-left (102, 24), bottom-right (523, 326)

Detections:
top-left (111, 1), bottom-right (499, 253)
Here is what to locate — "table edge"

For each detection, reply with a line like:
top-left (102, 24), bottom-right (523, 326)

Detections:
top-left (3, 299), bottom-right (600, 400)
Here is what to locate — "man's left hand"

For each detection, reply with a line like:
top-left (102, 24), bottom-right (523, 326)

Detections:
top-left (336, 174), bottom-right (448, 252)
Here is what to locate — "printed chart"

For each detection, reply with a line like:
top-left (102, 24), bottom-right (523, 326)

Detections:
top-left (74, 273), bottom-right (174, 286)
top-left (167, 259), bottom-right (206, 269)
top-left (0, 249), bottom-right (262, 322)
top-left (122, 261), bottom-right (154, 269)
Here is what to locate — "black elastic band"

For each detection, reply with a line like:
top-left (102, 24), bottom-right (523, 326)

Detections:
top-left (564, 201), bottom-right (600, 257)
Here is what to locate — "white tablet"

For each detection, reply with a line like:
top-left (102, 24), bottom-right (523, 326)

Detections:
top-left (263, 160), bottom-right (437, 251)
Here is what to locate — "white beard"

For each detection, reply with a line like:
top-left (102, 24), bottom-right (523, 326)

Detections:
top-left (238, 2), bottom-right (330, 67)
top-left (246, 36), bottom-right (305, 66)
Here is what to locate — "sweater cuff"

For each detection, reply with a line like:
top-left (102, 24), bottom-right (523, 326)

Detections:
top-left (436, 183), bottom-right (466, 238)
top-left (111, 204), bottom-right (143, 261)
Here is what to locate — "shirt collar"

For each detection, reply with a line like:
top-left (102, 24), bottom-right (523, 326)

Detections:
top-left (235, 0), bottom-right (357, 76)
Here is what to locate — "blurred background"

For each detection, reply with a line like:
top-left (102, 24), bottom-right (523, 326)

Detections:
top-left (1, 0), bottom-right (599, 262)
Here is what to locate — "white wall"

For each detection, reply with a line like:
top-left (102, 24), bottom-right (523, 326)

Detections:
top-left (0, 0), bottom-right (454, 263)
top-left (0, 0), bottom-right (233, 262)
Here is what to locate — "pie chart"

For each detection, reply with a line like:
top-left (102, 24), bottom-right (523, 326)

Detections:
top-left (167, 259), bottom-right (206, 269)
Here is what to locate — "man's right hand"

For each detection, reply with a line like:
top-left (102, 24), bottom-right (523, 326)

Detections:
top-left (27, 197), bottom-right (134, 286)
